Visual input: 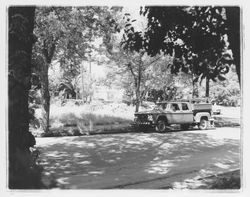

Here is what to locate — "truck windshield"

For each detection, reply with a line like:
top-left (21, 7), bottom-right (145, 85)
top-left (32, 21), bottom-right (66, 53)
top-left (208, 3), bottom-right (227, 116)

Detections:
top-left (154, 103), bottom-right (167, 110)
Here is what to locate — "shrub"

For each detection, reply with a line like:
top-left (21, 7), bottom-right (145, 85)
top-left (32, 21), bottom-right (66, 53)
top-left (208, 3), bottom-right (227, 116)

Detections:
top-left (210, 66), bottom-right (240, 106)
top-left (58, 112), bottom-right (78, 126)
top-left (31, 104), bottom-right (133, 137)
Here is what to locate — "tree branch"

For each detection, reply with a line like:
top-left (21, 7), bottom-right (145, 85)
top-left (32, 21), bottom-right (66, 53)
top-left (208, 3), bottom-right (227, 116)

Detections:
top-left (145, 56), bottom-right (162, 67)
top-left (42, 37), bottom-right (58, 64)
top-left (42, 40), bottom-right (49, 62)
top-left (47, 41), bottom-right (56, 63)
top-left (127, 62), bottom-right (137, 78)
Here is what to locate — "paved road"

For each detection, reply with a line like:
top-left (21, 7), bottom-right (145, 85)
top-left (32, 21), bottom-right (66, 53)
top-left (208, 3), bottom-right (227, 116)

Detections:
top-left (36, 127), bottom-right (240, 189)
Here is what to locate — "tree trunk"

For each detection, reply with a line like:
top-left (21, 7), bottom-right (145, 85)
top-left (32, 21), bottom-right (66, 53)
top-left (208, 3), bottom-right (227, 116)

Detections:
top-left (205, 76), bottom-right (210, 97)
top-left (81, 62), bottom-right (85, 101)
top-left (192, 79), bottom-right (199, 98)
top-left (135, 60), bottom-right (142, 112)
top-left (192, 69), bottom-right (199, 98)
top-left (8, 7), bottom-right (41, 189)
top-left (39, 38), bottom-right (57, 133)
top-left (135, 85), bottom-right (140, 112)
top-left (39, 62), bottom-right (50, 133)
top-left (225, 7), bottom-right (241, 86)
top-left (89, 60), bottom-right (92, 103)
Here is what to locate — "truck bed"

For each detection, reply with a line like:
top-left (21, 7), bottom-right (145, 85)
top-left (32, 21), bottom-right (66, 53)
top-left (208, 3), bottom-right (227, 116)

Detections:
top-left (192, 103), bottom-right (212, 111)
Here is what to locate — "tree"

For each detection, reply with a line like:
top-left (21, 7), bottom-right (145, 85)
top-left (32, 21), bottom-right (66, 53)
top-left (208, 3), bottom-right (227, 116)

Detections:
top-left (103, 32), bottom-right (163, 112)
top-left (33, 7), bottom-right (66, 133)
top-left (104, 48), bottom-right (147, 112)
top-left (101, 13), bottom-right (163, 112)
top-left (33, 6), bottom-right (120, 132)
top-left (144, 60), bottom-right (193, 102)
top-left (123, 6), bottom-right (238, 98)
top-left (8, 6), bottom-right (43, 189)
top-left (225, 7), bottom-right (240, 85)
top-left (102, 12), bottom-right (183, 111)
top-left (128, 51), bottom-right (144, 112)
top-left (105, 45), bottom-right (176, 111)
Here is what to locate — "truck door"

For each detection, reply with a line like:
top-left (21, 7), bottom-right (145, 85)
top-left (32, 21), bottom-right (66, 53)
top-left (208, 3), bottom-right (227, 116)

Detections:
top-left (167, 103), bottom-right (183, 124)
top-left (180, 103), bottom-right (193, 123)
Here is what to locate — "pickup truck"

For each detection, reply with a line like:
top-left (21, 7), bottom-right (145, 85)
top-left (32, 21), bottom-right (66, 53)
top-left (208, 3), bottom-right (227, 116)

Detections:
top-left (134, 100), bottom-right (214, 132)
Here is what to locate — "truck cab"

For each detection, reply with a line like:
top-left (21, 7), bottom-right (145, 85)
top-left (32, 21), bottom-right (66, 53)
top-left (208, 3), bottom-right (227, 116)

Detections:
top-left (153, 102), bottom-right (193, 124)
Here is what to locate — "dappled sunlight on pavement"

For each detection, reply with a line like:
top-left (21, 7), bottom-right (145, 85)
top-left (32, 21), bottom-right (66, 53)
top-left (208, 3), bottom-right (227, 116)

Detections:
top-left (36, 127), bottom-right (240, 189)
top-left (146, 159), bottom-right (174, 174)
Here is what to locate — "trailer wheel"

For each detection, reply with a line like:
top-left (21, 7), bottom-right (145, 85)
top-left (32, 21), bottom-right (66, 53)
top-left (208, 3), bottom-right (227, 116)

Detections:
top-left (199, 118), bottom-right (208, 130)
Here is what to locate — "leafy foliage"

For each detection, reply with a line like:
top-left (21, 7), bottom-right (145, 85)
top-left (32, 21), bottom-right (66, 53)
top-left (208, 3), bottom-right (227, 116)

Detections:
top-left (224, 7), bottom-right (240, 84)
top-left (122, 6), bottom-right (239, 90)
top-left (32, 6), bottom-right (122, 131)
top-left (210, 66), bottom-right (240, 106)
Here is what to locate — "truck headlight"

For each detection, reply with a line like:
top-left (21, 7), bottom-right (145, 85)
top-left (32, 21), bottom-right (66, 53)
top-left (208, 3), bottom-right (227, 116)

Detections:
top-left (148, 115), bottom-right (153, 121)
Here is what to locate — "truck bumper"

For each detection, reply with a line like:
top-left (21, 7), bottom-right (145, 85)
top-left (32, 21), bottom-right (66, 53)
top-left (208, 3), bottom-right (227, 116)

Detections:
top-left (208, 118), bottom-right (215, 128)
top-left (133, 121), bottom-right (154, 126)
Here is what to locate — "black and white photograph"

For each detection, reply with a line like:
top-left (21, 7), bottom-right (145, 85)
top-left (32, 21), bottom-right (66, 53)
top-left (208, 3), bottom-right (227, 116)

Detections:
top-left (3, 0), bottom-right (249, 195)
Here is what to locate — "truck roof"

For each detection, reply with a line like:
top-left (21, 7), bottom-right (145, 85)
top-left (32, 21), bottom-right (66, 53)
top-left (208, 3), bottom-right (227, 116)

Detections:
top-left (156, 101), bottom-right (189, 104)
top-left (157, 98), bottom-right (211, 104)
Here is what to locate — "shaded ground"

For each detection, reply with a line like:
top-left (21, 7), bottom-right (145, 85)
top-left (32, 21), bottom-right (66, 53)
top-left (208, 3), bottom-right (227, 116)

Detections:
top-left (36, 127), bottom-right (240, 189)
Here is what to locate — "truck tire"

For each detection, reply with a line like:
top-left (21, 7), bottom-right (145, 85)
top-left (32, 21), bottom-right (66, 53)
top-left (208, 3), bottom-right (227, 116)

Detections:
top-left (156, 120), bottom-right (167, 132)
top-left (199, 118), bottom-right (208, 130)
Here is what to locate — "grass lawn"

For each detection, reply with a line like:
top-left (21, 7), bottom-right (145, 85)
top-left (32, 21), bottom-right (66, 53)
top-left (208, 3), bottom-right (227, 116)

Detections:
top-left (32, 102), bottom-right (136, 137)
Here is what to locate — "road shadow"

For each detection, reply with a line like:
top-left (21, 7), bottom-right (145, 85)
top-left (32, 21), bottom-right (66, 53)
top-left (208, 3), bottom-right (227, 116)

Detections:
top-left (36, 129), bottom-right (240, 188)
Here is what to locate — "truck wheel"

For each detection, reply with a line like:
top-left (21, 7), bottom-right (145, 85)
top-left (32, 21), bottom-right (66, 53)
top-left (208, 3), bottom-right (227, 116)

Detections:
top-left (199, 118), bottom-right (208, 130)
top-left (156, 120), bottom-right (167, 132)
top-left (181, 124), bottom-right (189, 130)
